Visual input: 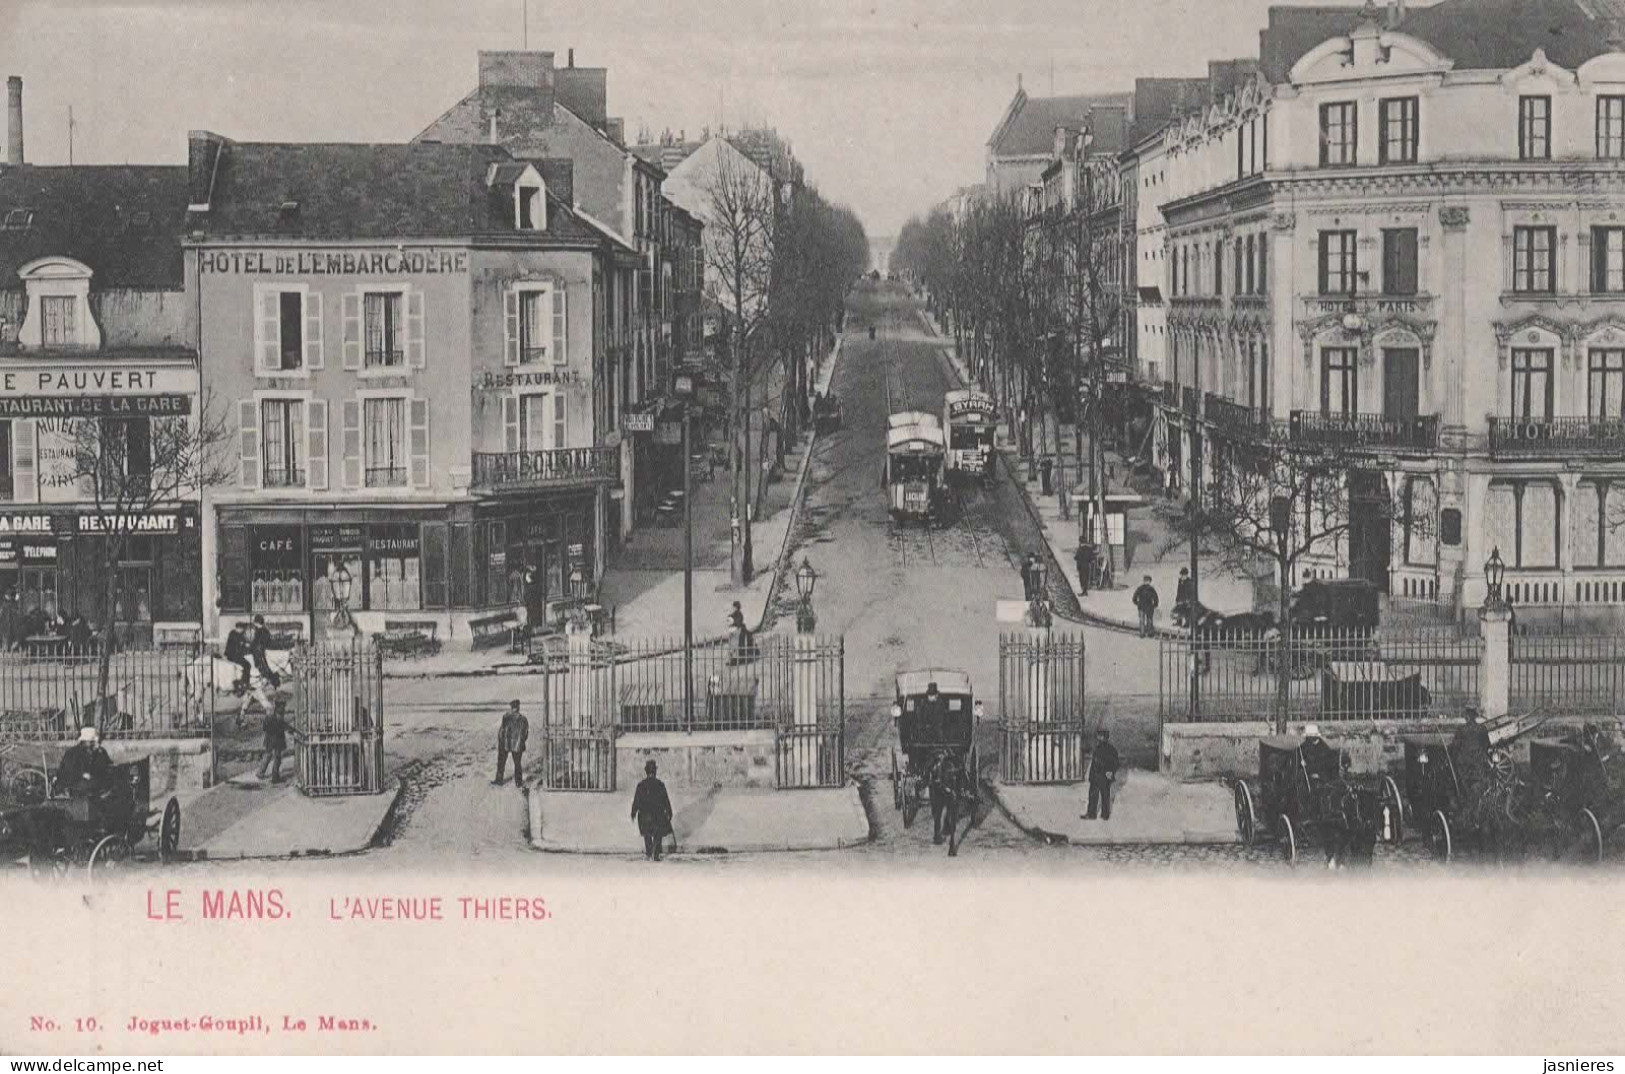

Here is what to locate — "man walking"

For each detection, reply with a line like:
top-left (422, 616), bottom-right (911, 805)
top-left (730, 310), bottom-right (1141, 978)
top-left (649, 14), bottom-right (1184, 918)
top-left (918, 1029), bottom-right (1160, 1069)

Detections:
top-left (1173, 567), bottom-right (1196, 627)
top-left (493, 699), bottom-right (528, 788)
top-left (1132, 575), bottom-right (1160, 637)
top-left (1082, 727), bottom-right (1120, 821)
top-left (257, 706), bottom-right (288, 783)
top-left (224, 621), bottom-right (252, 695)
top-left (631, 760), bottom-right (674, 861)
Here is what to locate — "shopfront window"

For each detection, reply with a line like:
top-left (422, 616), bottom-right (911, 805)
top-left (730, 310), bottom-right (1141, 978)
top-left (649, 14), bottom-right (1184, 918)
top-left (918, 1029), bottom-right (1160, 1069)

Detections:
top-left (311, 525), bottom-right (364, 616)
top-left (367, 524), bottom-right (421, 611)
top-left (483, 519), bottom-right (507, 608)
top-left (250, 525), bottom-right (304, 613)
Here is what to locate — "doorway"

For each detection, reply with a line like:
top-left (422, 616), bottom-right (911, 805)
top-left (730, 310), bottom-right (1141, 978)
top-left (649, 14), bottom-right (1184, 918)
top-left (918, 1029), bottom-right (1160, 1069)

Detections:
top-left (1383, 348), bottom-right (1419, 424)
top-left (1348, 470), bottom-right (1392, 593)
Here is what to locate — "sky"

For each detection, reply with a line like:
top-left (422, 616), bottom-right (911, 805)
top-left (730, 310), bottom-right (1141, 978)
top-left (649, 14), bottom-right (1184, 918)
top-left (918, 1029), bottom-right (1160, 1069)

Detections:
top-left (0, 0), bottom-right (1333, 238)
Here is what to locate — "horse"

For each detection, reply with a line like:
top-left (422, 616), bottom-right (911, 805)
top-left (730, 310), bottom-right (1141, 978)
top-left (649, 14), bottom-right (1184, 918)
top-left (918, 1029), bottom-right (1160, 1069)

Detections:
top-left (924, 750), bottom-right (979, 856)
top-left (181, 650), bottom-right (294, 722)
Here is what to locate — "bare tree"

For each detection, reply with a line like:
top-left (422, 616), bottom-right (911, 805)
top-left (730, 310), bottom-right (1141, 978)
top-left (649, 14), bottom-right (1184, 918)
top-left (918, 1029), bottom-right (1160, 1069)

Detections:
top-left (56, 392), bottom-right (234, 726)
top-left (701, 143), bottom-right (778, 585)
top-left (1169, 432), bottom-right (1423, 732)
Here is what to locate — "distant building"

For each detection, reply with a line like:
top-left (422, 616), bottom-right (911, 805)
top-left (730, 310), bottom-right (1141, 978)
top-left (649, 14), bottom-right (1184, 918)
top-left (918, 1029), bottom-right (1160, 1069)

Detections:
top-left (985, 81), bottom-right (1134, 199)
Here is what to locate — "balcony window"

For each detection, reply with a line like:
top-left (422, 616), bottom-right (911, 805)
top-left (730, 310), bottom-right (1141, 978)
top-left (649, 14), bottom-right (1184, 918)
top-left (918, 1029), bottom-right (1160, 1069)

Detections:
top-left (1320, 347), bottom-right (1358, 416)
top-left (1378, 97), bottom-right (1418, 164)
top-left (363, 397), bottom-right (407, 488)
top-left (261, 399), bottom-right (306, 488)
top-left (1512, 227), bottom-right (1557, 294)
top-left (1599, 96), bottom-right (1625, 160)
top-left (363, 292), bottom-right (404, 368)
top-left (1318, 230), bottom-right (1358, 296)
top-left (1319, 102), bottom-right (1357, 166)
top-left (1592, 227), bottom-right (1625, 293)
top-left (1573, 481), bottom-right (1625, 568)
top-left (1511, 347), bottom-right (1554, 422)
top-left (1519, 96), bottom-right (1551, 161)
top-left (1382, 228), bottom-right (1418, 296)
top-left (1589, 348), bottom-right (1625, 420)
top-left (519, 288), bottom-right (550, 364)
top-left (40, 295), bottom-right (78, 348)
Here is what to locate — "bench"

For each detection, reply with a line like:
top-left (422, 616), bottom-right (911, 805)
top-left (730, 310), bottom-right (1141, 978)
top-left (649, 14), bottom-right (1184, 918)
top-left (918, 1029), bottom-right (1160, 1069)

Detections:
top-left (619, 683), bottom-right (672, 731)
top-left (469, 612), bottom-right (520, 651)
top-left (154, 623), bottom-right (203, 653)
top-left (703, 670), bottom-right (761, 729)
top-left (374, 619), bottom-right (442, 659)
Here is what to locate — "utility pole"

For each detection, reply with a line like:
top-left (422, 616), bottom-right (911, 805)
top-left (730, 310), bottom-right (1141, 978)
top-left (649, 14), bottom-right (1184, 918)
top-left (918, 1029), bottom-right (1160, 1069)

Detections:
top-left (67, 106), bottom-right (75, 166)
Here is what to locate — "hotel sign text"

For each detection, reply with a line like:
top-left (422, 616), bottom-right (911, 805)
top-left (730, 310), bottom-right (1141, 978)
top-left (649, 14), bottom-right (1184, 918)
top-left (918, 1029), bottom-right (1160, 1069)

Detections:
top-left (200, 249), bottom-right (470, 276)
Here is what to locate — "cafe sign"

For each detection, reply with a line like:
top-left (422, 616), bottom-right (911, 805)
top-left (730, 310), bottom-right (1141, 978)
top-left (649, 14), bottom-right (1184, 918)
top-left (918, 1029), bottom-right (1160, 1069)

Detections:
top-left (621, 412), bottom-right (656, 434)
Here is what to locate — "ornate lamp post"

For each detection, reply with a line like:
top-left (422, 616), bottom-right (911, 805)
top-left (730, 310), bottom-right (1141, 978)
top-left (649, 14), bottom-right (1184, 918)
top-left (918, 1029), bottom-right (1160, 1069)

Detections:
top-left (674, 372), bottom-right (697, 729)
top-left (328, 562), bottom-right (354, 632)
top-left (1483, 546), bottom-right (1507, 610)
top-left (795, 557), bottom-right (818, 634)
top-left (1478, 545), bottom-right (1512, 723)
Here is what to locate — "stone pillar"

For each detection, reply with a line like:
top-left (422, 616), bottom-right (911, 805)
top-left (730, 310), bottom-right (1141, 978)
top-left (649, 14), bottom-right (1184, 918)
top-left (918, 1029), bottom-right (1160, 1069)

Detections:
top-left (566, 629), bottom-right (603, 730)
top-left (792, 632), bottom-right (819, 727)
top-left (1478, 602), bottom-right (1510, 723)
top-left (1439, 206), bottom-right (1470, 432)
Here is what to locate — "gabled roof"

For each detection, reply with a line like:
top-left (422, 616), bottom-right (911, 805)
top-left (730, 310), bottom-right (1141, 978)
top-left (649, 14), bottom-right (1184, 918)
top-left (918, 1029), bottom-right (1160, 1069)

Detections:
top-left (1127, 77), bottom-right (1213, 146)
top-left (0, 165), bottom-right (189, 289)
top-left (189, 140), bottom-right (604, 244)
top-left (988, 90), bottom-right (1136, 157)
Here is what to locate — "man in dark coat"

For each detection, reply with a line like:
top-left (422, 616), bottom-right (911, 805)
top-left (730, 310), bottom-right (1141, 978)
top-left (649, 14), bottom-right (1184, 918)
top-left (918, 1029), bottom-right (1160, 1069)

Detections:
top-left (631, 760), bottom-right (674, 861)
top-left (224, 622), bottom-right (253, 695)
top-left (1083, 727), bottom-right (1120, 821)
top-left (257, 707), bottom-right (289, 783)
top-left (493, 700), bottom-right (528, 787)
top-left (250, 615), bottom-right (281, 689)
top-left (57, 726), bottom-right (114, 798)
top-left (1132, 575), bottom-right (1160, 637)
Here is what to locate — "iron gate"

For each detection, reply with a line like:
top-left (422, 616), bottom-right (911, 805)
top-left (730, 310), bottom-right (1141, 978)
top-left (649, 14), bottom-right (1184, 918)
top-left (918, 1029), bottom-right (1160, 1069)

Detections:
top-left (291, 643), bottom-right (385, 796)
top-left (998, 632), bottom-right (1088, 783)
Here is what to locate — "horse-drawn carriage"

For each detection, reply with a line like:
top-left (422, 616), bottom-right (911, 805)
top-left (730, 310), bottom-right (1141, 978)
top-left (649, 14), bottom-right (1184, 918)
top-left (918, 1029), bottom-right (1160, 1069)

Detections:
top-left (1, 751), bottom-right (181, 877)
top-left (890, 669), bottom-right (981, 855)
top-left (813, 392), bottom-right (843, 435)
top-left (1395, 710), bottom-right (1552, 862)
top-left (1233, 731), bottom-right (1403, 865)
top-left (1527, 722), bottom-right (1623, 864)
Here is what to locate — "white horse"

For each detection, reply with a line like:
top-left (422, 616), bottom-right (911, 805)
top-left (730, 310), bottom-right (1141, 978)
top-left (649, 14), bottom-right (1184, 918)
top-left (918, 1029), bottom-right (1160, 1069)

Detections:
top-left (181, 650), bottom-right (294, 722)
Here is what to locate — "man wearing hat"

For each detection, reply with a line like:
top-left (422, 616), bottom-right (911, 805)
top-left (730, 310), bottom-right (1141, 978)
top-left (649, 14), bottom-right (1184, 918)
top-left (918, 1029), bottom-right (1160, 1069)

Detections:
top-left (57, 726), bottom-right (113, 798)
top-left (1082, 727), bottom-right (1119, 821)
top-left (493, 700), bottom-right (528, 787)
top-left (630, 760), bottom-right (674, 861)
top-left (249, 615), bottom-right (281, 689)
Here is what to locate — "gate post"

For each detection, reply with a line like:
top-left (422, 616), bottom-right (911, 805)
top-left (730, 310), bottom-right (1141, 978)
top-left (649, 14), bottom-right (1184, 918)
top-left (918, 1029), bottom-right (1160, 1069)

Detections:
top-left (1478, 601), bottom-right (1511, 722)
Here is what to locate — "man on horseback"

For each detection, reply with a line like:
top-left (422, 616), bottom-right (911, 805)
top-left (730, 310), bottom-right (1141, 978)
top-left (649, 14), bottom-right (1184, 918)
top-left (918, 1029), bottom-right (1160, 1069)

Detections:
top-left (224, 622), bottom-right (253, 696)
top-left (250, 616), bottom-right (282, 690)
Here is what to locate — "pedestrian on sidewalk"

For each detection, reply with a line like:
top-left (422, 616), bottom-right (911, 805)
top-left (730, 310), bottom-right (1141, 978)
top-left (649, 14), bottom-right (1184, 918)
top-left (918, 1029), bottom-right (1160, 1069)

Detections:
top-left (1020, 553), bottom-right (1038, 602)
top-left (1173, 567), bottom-right (1195, 627)
top-left (1082, 727), bottom-right (1120, 821)
top-left (257, 706), bottom-right (288, 783)
top-left (1132, 575), bottom-right (1159, 637)
top-left (493, 699), bottom-right (528, 788)
top-left (1075, 544), bottom-right (1097, 598)
top-left (631, 760), bottom-right (674, 861)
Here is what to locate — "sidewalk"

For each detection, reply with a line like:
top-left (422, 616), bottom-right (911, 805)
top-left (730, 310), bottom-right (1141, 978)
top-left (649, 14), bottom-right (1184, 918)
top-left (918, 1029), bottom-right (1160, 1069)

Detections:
top-left (177, 771), bottom-right (402, 860)
top-left (916, 309), bottom-right (1256, 636)
top-left (528, 783), bottom-right (869, 854)
top-left (991, 772), bottom-right (1238, 845)
top-left (381, 339), bottom-right (842, 679)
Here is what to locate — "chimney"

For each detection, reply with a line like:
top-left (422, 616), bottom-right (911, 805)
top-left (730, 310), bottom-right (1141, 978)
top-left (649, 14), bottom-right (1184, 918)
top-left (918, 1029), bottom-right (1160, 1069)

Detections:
top-left (187, 129), bottom-right (229, 211)
top-left (489, 109), bottom-right (500, 145)
top-left (6, 77), bottom-right (22, 166)
top-left (1386, 0), bottom-right (1406, 29)
top-left (568, 48), bottom-right (575, 68)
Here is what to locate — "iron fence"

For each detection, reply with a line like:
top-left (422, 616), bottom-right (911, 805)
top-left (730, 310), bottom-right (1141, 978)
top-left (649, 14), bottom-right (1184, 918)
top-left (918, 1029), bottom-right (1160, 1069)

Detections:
top-left (998, 632), bottom-right (1090, 783)
top-left (536, 728), bottom-right (617, 792)
top-left (1160, 628), bottom-right (1479, 722)
top-left (1509, 634), bottom-right (1625, 715)
top-left (0, 648), bottom-right (213, 740)
top-left (534, 634), bottom-right (845, 734)
top-left (290, 643), bottom-right (385, 796)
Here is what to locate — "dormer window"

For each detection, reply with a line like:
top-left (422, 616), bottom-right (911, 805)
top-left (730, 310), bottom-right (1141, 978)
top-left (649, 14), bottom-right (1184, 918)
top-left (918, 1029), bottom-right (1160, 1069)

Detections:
top-left (40, 296), bottom-right (78, 348)
top-left (16, 257), bottom-right (99, 352)
top-left (517, 183), bottom-right (544, 230)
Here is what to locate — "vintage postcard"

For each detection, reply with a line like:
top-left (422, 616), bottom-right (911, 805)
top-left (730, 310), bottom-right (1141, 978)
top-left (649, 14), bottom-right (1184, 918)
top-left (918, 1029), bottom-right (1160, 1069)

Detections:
top-left (0, 0), bottom-right (1622, 1056)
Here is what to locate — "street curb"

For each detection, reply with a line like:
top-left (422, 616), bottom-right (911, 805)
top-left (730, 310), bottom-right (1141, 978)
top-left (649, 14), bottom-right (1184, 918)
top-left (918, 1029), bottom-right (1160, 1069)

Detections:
top-left (176, 777), bottom-right (406, 862)
top-left (986, 781), bottom-right (1241, 847)
top-left (914, 310), bottom-right (1192, 643)
top-left (753, 334), bottom-right (842, 635)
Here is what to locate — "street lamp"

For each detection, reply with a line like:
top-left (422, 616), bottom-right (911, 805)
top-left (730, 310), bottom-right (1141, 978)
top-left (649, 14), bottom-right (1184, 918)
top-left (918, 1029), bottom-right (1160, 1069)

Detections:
top-left (328, 562), bottom-right (354, 632)
top-left (1484, 546), bottom-right (1507, 608)
top-left (674, 372), bottom-right (697, 729)
top-left (795, 557), bottom-right (818, 634)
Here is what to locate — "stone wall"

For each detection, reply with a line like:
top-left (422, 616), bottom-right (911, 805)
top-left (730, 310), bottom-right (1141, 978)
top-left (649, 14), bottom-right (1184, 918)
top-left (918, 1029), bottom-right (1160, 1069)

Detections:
top-left (615, 730), bottom-right (777, 789)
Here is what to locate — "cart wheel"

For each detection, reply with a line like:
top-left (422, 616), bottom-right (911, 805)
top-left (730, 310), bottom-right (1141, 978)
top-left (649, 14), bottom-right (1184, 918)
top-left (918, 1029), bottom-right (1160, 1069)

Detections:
top-left (1429, 810), bottom-right (1453, 863)
top-left (903, 782), bottom-right (921, 829)
top-left (159, 798), bottom-right (181, 863)
top-left (87, 833), bottom-right (131, 878)
top-left (1381, 776), bottom-right (1404, 844)
top-left (1234, 782), bottom-right (1257, 846)
top-left (8, 769), bottom-right (47, 805)
top-left (891, 749), bottom-right (902, 812)
top-left (1577, 808), bottom-right (1604, 865)
top-left (1279, 814), bottom-right (1298, 865)
top-left (26, 848), bottom-right (73, 881)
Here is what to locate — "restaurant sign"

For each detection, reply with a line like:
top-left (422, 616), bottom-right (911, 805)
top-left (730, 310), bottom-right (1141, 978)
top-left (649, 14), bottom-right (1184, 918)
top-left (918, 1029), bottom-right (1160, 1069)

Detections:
top-left (0, 394), bottom-right (192, 418)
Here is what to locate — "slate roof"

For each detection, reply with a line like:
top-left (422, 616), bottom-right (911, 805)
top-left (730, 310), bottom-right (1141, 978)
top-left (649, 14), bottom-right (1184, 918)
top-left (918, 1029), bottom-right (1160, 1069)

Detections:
top-left (990, 91), bottom-right (1136, 157)
top-left (1128, 78), bottom-right (1213, 145)
top-left (1259, 0), bottom-right (1620, 81)
top-left (190, 140), bottom-right (603, 245)
top-left (0, 165), bottom-right (189, 289)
